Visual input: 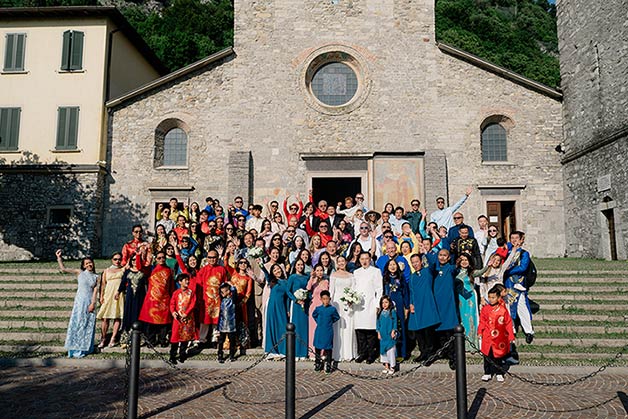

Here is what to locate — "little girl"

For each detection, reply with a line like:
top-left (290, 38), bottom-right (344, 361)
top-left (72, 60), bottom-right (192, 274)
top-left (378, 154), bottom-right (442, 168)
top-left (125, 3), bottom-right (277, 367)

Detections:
top-left (169, 273), bottom-right (196, 364)
top-left (376, 295), bottom-right (398, 375)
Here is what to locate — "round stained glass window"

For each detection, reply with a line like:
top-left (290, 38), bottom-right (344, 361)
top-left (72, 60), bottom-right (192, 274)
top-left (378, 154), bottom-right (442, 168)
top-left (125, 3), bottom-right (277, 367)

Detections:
top-left (310, 62), bottom-right (358, 106)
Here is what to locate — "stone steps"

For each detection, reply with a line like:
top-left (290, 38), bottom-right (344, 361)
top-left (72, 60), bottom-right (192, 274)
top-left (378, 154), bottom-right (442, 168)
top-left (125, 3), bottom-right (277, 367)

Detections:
top-left (531, 294), bottom-right (628, 301)
top-left (0, 291), bottom-right (76, 299)
top-left (2, 283), bottom-right (77, 290)
top-left (538, 303), bottom-right (628, 311)
top-left (535, 277), bottom-right (628, 284)
top-left (533, 286), bottom-right (628, 293)
top-left (535, 313), bottom-right (628, 322)
top-left (519, 338), bottom-right (626, 348)
top-left (534, 325), bottom-right (627, 334)
top-left (0, 320), bottom-right (68, 329)
top-left (0, 299), bottom-right (74, 308)
top-left (0, 310), bottom-right (72, 317)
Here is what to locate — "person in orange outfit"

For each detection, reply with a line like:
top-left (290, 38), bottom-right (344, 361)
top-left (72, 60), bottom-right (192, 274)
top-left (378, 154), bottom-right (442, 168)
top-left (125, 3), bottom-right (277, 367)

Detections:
top-left (478, 284), bottom-right (515, 382)
top-left (194, 249), bottom-right (229, 347)
top-left (138, 250), bottom-right (175, 347)
top-left (229, 259), bottom-right (254, 355)
top-left (169, 273), bottom-right (196, 364)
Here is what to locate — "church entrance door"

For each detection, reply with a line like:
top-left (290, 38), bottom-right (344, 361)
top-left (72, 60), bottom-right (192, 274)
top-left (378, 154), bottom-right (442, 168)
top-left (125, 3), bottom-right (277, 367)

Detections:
top-left (487, 201), bottom-right (517, 239)
top-left (311, 177), bottom-right (362, 208)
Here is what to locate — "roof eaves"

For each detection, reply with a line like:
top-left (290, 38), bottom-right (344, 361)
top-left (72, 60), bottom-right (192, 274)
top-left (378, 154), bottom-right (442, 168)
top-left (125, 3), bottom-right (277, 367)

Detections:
top-left (106, 47), bottom-right (235, 108)
top-left (437, 42), bottom-right (562, 101)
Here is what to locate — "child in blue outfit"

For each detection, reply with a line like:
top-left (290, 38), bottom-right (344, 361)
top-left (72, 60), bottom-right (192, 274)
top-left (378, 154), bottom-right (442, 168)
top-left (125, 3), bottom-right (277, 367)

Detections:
top-left (376, 295), bottom-right (398, 374)
top-left (312, 290), bottom-right (340, 373)
top-left (217, 283), bottom-right (238, 363)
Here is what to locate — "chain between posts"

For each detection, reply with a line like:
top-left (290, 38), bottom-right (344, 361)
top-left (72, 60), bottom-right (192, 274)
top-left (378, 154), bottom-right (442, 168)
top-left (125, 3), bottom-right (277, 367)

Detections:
top-left (295, 334), bottom-right (457, 380)
top-left (138, 332), bottom-right (287, 380)
top-left (465, 336), bottom-right (627, 386)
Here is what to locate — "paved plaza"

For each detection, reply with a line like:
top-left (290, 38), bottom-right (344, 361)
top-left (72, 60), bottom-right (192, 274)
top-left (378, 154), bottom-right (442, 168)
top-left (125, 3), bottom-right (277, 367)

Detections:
top-left (1, 361), bottom-right (627, 419)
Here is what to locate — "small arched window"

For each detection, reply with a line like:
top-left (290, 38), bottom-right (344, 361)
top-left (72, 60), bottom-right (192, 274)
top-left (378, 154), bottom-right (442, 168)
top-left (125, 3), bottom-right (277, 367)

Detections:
top-left (163, 128), bottom-right (187, 166)
top-left (154, 118), bottom-right (189, 168)
top-left (481, 115), bottom-right (512, 162)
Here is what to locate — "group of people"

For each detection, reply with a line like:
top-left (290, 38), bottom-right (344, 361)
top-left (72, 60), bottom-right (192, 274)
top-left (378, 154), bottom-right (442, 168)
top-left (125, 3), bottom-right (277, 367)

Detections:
top-left (61, 188), bottom-right (534, 380)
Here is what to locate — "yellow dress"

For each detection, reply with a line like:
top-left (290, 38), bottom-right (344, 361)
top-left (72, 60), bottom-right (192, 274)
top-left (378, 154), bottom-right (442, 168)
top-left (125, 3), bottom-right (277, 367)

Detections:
top-left (97, 267), bottom-right (125, 320)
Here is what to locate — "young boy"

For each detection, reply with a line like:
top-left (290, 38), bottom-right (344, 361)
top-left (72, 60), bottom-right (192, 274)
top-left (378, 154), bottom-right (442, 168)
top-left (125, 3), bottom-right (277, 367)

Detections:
top-left (217, 282), bottom-right (238, 363)
top-left (169, 273), bottom-right (196, 364)
top-left (312, 290), bottom-right (340, 373)
top-left (478, 284), bottom-right (515, 382)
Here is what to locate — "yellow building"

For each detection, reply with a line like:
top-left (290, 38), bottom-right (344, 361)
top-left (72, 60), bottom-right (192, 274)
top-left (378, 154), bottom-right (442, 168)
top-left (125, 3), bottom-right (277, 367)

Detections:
top-left (0, 6), bottom-right (166, 259)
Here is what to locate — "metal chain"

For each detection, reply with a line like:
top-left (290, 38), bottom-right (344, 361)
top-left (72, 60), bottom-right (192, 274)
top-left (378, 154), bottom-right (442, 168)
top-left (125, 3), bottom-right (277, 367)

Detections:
top-left (140, 331), bottom-right (287, 380)
top-left (465, 336), bottom-right (627, 386)
top-left (296, 333), bottom-right (456, 380)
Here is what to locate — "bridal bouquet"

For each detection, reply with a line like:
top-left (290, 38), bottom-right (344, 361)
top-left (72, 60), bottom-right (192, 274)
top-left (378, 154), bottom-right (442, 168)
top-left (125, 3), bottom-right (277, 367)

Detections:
top-left (339, 287), bottom-right (362, 311)
top-left (248, 246), bottom-right (265, 260)
top-left (293, 288), bottom-right (309, 311)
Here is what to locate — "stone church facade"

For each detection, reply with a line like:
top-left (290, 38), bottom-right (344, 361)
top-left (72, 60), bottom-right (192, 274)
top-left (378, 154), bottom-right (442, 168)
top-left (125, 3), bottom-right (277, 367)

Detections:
top-left (557, 0), bottom-right (628, 260)
top-left (104, 0), bottom-right (565, 257)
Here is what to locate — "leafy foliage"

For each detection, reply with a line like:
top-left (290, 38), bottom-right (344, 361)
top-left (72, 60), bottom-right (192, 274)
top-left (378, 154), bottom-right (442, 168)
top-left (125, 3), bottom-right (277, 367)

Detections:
top-left (435, 0), bottom-right (560, 86)
top-left (2, 0), bottom-right (559, 86)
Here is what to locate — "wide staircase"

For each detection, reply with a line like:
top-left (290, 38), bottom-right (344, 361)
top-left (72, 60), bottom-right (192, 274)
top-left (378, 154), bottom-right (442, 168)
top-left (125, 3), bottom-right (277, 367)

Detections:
top-left (0, 260), bottom-right (627, 365)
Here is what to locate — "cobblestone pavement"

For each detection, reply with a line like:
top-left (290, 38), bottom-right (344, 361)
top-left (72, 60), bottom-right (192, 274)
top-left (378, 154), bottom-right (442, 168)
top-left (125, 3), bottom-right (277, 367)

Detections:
top-left (1, 362), bottom-right (628, 419)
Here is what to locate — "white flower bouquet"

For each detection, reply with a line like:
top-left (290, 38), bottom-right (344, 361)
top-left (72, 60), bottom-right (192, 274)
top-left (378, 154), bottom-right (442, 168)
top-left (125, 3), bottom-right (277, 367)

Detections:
top-left (293, 288), bottom-right (309, 311)
top-left (339, 287), bottom-right (362, 311)
top-left (248, 246), bottom-right (265, 259)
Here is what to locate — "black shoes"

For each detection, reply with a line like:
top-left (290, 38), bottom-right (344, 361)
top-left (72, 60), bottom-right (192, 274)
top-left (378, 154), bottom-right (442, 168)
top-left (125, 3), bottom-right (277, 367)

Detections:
top-left (324, 362), bottom-right (332, 374)
top-left (217, 356), bottom-right (225, 364)
top-left (314, 360), bottom-right (323, 371)
top-left (525, 333), bottom-right (534, 344)
top-left (354, 355), bottom-right (366, 363)
top-left (169, 357), bottom-right (178, 365)
top-left (229, 356), bottom-right (237, 362)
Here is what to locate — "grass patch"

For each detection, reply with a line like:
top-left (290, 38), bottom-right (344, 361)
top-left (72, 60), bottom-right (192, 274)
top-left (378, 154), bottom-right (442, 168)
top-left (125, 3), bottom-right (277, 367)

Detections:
top-left (0, 259), bottom-right (110, 269)
top-left (1, 305), bottom-right (72, 311)
top-left (533, 331), bottom-right (628, 339)
top-left (0, 296), bottom-right (74, 301)
top-left (0, 316), bottom-right (68, 322)
top-left (534, 320), bottom-right (628, 328)
top-left (535, 258), bottom-right (628, 271)
top-left (0, 327), bottom-right (67, 333)
top-left (518, 344), bottom-right (627, 354)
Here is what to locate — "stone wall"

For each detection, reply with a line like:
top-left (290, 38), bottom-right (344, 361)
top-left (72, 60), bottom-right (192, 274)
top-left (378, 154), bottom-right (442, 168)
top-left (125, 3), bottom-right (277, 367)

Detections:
top-left (557, 0), bottom-right (628, 259)
top-left (105, 0), bottom-right (564, 257)
top-left (0, 164), bottom-right (104, 260)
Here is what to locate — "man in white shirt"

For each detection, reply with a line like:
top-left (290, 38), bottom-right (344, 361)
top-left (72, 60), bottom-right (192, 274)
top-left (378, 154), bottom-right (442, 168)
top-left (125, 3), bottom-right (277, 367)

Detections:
top-left (351, 222), bottom-right (381, 259)
top-left (430, 186), bottom-right (473, 231)
top-left (245, 204), bottom-right (264, 232)
top-left (353, 252), bottom-right (383, 364)
top-left (475, 214), bottom-right (489, 255)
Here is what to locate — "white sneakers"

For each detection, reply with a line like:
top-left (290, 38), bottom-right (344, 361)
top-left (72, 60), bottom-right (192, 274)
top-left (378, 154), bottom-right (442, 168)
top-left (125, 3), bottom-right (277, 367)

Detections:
top-left (481, 374), bottom-right (505, 382)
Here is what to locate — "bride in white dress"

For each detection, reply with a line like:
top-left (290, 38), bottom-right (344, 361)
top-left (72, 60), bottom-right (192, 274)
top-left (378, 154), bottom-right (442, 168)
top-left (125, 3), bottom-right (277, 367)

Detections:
top-left (329, 256), bottom-right (356, 362)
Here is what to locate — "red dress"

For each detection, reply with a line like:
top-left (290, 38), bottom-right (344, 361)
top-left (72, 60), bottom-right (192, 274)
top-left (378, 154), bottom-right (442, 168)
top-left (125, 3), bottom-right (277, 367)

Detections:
top-left (169, 288), bottom-right (197, 343)
top-left (230, 272), bottom-right (253, 323)
top-left (195, 264), bottom-right (229, 325)
top-left (478, 302), bottom-right (515, 358)
top-left (138, 265), bottom-right (174, 325)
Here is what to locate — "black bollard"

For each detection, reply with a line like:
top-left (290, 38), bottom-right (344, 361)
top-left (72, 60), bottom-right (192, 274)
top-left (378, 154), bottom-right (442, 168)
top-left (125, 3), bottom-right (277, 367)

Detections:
top-left (285, 322), bottom-right (296, 419)
top-left (454, 324), bottom-right (468, 419)
top-left (127, 321), bottom-right (142, 419)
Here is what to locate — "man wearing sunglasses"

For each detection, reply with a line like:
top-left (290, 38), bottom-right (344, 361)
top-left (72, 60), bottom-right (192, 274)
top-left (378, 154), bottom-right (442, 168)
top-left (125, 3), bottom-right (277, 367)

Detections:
top-left (430, 185), bottom-right (474, 231)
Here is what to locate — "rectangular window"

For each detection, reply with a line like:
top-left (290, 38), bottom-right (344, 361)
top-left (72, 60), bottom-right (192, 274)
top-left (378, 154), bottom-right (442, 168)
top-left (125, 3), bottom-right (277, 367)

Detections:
top-left (61, 30), bottom-right (84, 71)
top-left (3, 33), bottom-right (26, 72)
top-left (0, 107), bottom-right (20, 151)
top-left (48, 206), bottom-right (73, 226)
top-left (56, 107), bottom-right (79, 150)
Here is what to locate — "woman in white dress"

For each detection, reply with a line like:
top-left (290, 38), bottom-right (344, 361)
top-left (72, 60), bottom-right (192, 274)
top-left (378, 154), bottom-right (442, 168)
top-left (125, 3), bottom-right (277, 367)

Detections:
top-left (329, 256), bottom-right (356, 362)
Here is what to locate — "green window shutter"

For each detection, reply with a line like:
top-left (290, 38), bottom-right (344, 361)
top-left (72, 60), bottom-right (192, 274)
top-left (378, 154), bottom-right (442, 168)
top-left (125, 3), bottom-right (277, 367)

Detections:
top-left (61, 30), bottom-right (71, 71)
top-left (69, 31), bottom-right (83, 70)
top-left (67, 107), bottom-right (79, 148)
top-left (56, 107), bottom-right (68, 148)
top-left (14, 34), bottom-right (25, 71)
top-left (0, 108), bottom-right (20, 151)
top-left (56, 107), bottom-right (79, 149)
top-left (4, 34), bottom-right (15, 71)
